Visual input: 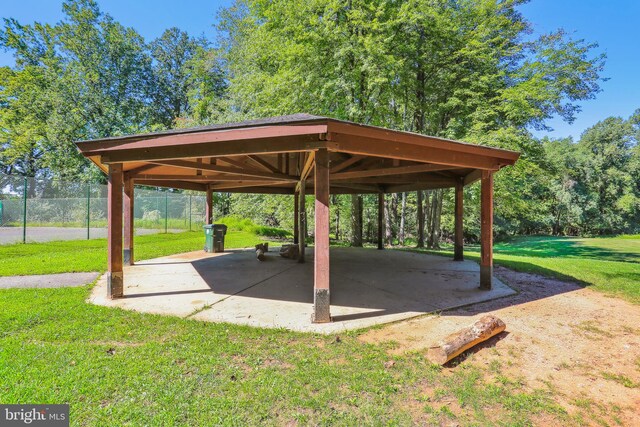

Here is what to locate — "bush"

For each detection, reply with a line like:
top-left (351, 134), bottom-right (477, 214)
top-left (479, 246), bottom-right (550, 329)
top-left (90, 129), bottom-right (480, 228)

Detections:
top-left (216, 216), bottom-right (290, 238)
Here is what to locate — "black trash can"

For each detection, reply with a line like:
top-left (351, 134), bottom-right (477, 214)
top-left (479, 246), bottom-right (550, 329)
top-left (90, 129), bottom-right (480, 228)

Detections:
top-left (204, 224), bottom-right (228, 253)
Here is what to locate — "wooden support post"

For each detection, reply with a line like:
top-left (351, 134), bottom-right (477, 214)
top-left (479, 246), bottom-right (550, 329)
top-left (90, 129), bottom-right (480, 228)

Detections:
top-left (294, 192), bottom-right (299, 244)
top-left (205, 186), bottom-right (213, 224)
top-left (454, 178), bottom-right (464, 261)
top-left (107, 163), bottom-right (124, 298)
top-left (298, 180), bottom-right (306, 263)
top-left (313, 148), bottom-right (331, 323)
top-left (480, 171), bottom-right (493, 290)
top-left (123, 178), bottom-right (134, 266)
top-left (377, 192), bottom-right (384, 250)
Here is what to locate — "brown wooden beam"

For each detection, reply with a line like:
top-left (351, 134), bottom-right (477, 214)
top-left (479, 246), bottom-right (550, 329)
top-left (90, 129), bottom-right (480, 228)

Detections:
top-left (480, 171), bottom-right (493, 289)
top-left (209, 180), bottom-right (293, 190)
top-left (330, 155), bottom-right (365, 173)
top-left (383, 180), bottom-right (457, 193)
top-left (132, 174), bottom-right (284, 182)
top-left (247, 155), bottom-right (280, 173)
top-left (331, 163), bottom-right (460, 181)
top-left (329, 133), bottom-right (501, 170)
top-left (464, 169), bottom-right (483, 185)
top-left (312, 148), bottom-right (331, 323)
top-left (296, 151), bottom-right (316, 193)
top-left (123, 178), bottom-right (134, 266)
top-left (107, 163), bottom-right (124, 298)
top-left (148, 159), bottom-right (296, 181)
top-left (454, 178), bottom-right (464, 261)
top-left (99, 135), bottom-right (325, 163)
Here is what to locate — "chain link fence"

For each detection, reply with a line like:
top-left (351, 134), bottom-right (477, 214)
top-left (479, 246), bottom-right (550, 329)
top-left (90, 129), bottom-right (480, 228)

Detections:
top-left (0, 174), bottom-right (207, 244)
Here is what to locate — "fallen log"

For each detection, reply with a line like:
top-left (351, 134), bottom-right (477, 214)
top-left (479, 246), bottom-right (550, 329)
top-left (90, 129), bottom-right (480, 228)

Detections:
top-left (427, 315), bottom-right (506, 365)
top-left (255, 243), bottom-right (269, 261)
top-left (279, 244), bottom-right (299, 259)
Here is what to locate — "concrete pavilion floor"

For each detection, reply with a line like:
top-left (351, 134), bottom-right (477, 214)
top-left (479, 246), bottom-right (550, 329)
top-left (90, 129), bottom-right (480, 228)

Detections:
top-left (90, 247), bottom-right (515, 334)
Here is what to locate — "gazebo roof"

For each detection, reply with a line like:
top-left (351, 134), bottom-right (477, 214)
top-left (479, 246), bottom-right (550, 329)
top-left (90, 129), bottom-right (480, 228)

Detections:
top-left (76, 114), bottom-right (519, 194)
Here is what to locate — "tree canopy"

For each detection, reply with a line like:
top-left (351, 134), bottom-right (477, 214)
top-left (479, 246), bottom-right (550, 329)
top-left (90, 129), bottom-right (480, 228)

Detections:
top-left (1, 0), bottom-right (638, 239)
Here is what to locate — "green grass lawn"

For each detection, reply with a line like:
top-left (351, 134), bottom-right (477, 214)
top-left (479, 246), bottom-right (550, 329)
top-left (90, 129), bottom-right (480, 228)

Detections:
top-left (0, 285), bottom-right (570, 425)
top-left (0, 230), bottom-right (265, 276)
top-left (410, 235), bottom-right (640, 304)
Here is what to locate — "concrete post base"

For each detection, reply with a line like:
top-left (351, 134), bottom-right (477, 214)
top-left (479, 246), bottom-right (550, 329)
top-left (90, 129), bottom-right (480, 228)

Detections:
top-left (107, 272), bottom-right (124, 298)
top-left (479, 266), bottom-right (492, 290)
top-left (123, 249), bottom-right (133, 266)
top-left (312, 289), bottom-right (331, 323)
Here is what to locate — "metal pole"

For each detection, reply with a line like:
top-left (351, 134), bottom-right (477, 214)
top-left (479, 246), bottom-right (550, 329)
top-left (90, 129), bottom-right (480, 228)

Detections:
top-left (86, 183), bottom-right (91, 240)
top-left (22, 176), bottom-right (27, 244)
top-left (188, 194), bottom-right (192, 231)
top-left (165, 191), bottom-right (168, 234)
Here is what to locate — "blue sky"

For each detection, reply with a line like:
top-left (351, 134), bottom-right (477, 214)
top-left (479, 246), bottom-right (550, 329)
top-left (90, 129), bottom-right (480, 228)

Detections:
top-left (1, 0), bottom-right (638, 141)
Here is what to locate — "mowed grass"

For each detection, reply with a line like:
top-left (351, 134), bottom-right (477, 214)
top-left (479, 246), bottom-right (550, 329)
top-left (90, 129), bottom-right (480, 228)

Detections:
top-left (412, 235), bottom-right (640, 304)
top-left (0, 285), bottom-right (571, 425)
top-left (0, 230), bottom-right (265, 276)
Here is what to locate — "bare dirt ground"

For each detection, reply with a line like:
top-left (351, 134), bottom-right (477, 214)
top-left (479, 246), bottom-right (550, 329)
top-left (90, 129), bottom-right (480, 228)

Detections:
top-left (360, 265), bottom-right (640, 426)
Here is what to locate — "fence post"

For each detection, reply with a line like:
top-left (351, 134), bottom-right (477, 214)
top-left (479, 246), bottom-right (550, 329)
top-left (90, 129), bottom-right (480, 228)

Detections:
top-left (188, 194), bottom-right (192, 231)
top-left (22, 176), bottom-right (27, 244)
top-left (165, 191), bottom-right (168, 234)
top-left (86, 183), bottom-right (91, 240)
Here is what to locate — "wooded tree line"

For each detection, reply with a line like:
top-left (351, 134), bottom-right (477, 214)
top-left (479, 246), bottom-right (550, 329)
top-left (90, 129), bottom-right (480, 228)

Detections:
top-left (1, 0), bottom-right (638, 243)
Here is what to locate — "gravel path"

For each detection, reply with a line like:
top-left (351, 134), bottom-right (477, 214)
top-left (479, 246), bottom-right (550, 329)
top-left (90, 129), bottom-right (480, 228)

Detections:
top-left (0, 272), bottom-right (100, 289)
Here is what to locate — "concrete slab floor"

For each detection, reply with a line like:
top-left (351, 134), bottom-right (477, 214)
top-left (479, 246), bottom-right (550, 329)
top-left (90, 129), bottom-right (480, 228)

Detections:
top-left (90, 247), bottom-right (515, 334)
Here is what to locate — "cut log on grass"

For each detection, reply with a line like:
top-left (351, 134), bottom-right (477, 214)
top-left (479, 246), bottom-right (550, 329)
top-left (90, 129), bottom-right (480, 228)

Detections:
top-left (279, 244), bottom-right (299, 259)
top-left (255, 243), bottom-right (269, 261)
top-left (427, 315), bottom-right (506, 365)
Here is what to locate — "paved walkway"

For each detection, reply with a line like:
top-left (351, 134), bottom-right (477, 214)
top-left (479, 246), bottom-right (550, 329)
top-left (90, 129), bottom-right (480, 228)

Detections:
top-left (0, 272), bottom-right (100, 289)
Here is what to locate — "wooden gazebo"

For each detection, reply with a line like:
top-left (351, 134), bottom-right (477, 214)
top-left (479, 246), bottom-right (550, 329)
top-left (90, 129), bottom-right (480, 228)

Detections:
top-left (76, 114), bottom-right (519, 323)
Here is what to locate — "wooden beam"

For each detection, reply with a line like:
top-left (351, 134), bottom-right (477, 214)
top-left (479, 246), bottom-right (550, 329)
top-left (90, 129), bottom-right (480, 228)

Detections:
top-left (296, 151), bottom-right (316, 193)
top-left (81, 124), bottom-right (329, 153)
top-left (123, 178), bottom-right (134, 266)
top-left (147, 159), bottom-right (297, 181)
top-left (99, 135), bottom-right (325, 163)
top-left (131, 174), bottom-right (284, 182)
top-left (124, 163), bottom-right (161, 178)
top-left (378, 192), bottom-right (384, 250)
top-left (205, 186), bottom-right (213, 224)
top-left (480, 171), bottom-right (493, 290)
top-left (247, 155), bottom-right (280, 173)
top-left (330, 155), bottom-right (364, 173)
top-left (331, 163), bottom-right (460, 181)
top-left (209, 180), bottom-right (293, 190)
top-left (107, 163), bottom-right (124, 298)
top-left (329, 133), bottom-right (501, 170)
top-left (464, 169), bottom-right (483, 185)
top-left (454, 178), bottom-right (464, 261)
top-left (383, 180), bottom-right (457, 193)
top-left (312, 148), bottom-right (331, 323)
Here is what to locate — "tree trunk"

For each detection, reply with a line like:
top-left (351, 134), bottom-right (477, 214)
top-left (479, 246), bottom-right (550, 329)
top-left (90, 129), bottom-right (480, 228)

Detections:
top-left (350, 194), bottom-right (363, 247)
top-left (427, 315), bottom-right (506, 365)
top-left (399, 192), bottom-right (406, 245)
top-left (384, 194), bottom-right (393, 245)
top-left (417, 190), bottom-right (425, 248)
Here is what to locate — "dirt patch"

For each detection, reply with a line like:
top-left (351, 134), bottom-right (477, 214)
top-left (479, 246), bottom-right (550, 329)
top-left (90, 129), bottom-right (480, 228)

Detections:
top-left (360, 265), bottom-right (640, 426)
